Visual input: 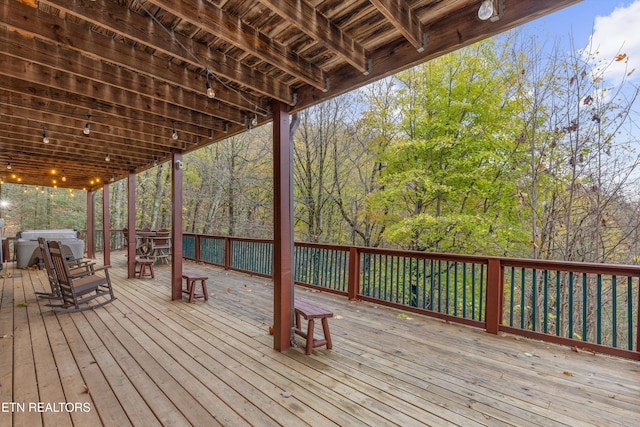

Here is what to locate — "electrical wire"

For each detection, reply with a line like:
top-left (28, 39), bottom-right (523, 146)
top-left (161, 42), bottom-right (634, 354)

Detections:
top-left (135, 0), bottom-right (269, 115)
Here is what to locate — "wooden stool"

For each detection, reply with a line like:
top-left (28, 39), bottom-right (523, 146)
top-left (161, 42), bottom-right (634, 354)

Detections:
top-left (135, 256), bottom-right (154, 279)
top-left (293, 299), bottom-right (333, 355)
top-left (182, 272), bottom-right (209, 303)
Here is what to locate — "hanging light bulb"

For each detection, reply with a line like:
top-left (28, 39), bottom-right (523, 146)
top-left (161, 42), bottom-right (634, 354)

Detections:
top-left (42, 125), bottom-right (50, 143)
top-left (105, 147), bottom-right (110, 162)
top-left (206, 80), bottom-right (215, 98)
top-left (83, 114), bottom-right (91, 135)
top-left (6, 162), bottom-right (11, 170)
top-left (171, 122), bottom-right (178, 140)
top-left (251, 114), bottom-right (258, 127)
top-left (205, 69), bottom-right (215, 98)
top-left (477, 0), bottom-right (494, 20)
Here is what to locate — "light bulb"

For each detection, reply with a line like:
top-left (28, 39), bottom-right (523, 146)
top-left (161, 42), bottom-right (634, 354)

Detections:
top-left (206, 81), bottom-right (215, 98)
top-left (251, 114), bottom-right (258, 127)
top-left (478, 0), bottom-right (493, 20)
top-left (43, 134), bottom-right (50, 143)
top-left (105, 153), bottom-right (110, 162)
top-left (83, 122), bottom-right (91, 135)
top-left (172, 129), bottom-right (178, 140)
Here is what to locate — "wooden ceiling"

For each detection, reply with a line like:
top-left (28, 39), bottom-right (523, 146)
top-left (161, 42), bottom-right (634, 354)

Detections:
top-left (0, 0), bottom-right (581, 190)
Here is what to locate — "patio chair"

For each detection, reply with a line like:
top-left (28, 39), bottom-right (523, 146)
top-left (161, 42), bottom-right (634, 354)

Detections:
top-left (45, 240), bottom-right (116, 312)
top-left (35, 237), bottom-right (95, 300)
top-left (150, 229), bottom-right (171, 264)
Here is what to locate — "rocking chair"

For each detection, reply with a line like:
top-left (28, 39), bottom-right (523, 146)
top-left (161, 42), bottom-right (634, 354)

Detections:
top-left (35, 237), bottom-right (94, 300)
top-left (45, 240), bottom-right (116, 312)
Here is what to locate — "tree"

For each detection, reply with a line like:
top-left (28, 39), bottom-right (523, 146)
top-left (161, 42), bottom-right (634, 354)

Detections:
top-left (372, 40), bottom-right (528, 255)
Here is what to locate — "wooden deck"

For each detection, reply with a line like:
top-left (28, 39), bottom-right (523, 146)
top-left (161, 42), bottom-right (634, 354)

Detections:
top-left (1, 253), bottom-right (638, 426)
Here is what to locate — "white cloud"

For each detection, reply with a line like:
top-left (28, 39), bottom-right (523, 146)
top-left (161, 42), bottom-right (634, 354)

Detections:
top-left (587, 1), bottom-right (640, 83)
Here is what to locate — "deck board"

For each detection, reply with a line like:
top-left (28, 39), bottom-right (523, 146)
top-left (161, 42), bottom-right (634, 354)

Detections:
top-left (1, 253), bottom-right (639, 426)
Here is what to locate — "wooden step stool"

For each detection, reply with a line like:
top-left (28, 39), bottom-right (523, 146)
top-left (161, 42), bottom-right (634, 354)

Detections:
top-left (293, 299), bottom-right (333, 355)
top-left (135, 256), bottom-right (154, 279)
top-left (182, 272), bottom-right (209, 303)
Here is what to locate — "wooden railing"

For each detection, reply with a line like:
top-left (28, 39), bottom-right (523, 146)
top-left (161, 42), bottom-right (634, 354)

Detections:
top-left (182, 233), bottom-right (640, 360)
top-left (92, 231), bottom-right (640, 360)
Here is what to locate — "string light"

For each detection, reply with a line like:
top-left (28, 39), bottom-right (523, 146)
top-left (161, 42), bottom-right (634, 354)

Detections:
top-left (83, 114), bottom-right (92, 135)
top-left (478, 0), bottom-right (500, 21)
top-left (205, 69), bottom-right (215, 98)
top-left (6, 162), bottom-right (11, 170)
top-left (251, 114), bottom-right (258, 127)
top-left (135, 0), bottom-right (267, 115)
top-left (105, 147), bottom-right (111, 162)
top-left (42, 125), bottom-right (50, 143)
top-left (171, 122), bottom-right (178, 140)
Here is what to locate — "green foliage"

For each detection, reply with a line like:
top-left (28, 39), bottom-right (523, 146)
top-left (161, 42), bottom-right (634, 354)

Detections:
top-left (0, 184), bottom-right (86, 236)
top-left (369, 41), bottom-right (530, 254)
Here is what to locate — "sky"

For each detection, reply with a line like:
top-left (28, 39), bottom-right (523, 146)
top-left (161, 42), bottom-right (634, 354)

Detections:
top-left (522, 0), bottom-right (640, 83)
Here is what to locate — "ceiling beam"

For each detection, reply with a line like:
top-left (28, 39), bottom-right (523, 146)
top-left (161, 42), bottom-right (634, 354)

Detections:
top-left (0, 0), bottom-right (291, 105)
top-left (146, 0), bottom-right (326, 90)
top-left (0, 90), bottom-right (208, 150)
top-left (0, 32), bottom-right (248, 126)
top-left (37, 0), bottom-right (325, 91)
top-left (370, 0), bottom-right (426, 52)
top-left (257, 0), bottom-right (370, 74)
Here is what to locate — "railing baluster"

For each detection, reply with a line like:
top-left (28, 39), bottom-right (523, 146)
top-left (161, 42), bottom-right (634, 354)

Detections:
top-left (532, 269), bottom-right (537, 332)
top-left (568, 272), bottom-right (574, 339)
top-left (628, 276), bottom-right (633, 351)
top-left (612, 275), bottom-right (617, 348)
top-left (543, 270), bottom-right (549, 334)
top-left (508, 267), bottom-right (514, 326)
top-left (556, 272), bottom-right (561, 337)
top-left (520, 268), bottom-right (525, 329)
top-left (453, 262), bottom-right (459, 317)
top-left (583, 273), bottom-right (588, 342)
top-left (597, 274), bottom-right (602, 345)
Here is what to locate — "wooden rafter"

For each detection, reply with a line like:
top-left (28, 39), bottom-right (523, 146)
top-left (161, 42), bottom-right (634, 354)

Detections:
top-left (147, 0), bottom-right (326, 89)
top-left (257, 0), bottom-right (370, 74)
top-left (370, 0), bottom-right (426, 52)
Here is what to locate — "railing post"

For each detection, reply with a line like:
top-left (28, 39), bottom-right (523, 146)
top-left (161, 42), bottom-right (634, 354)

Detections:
top-left (485, 258), bottom-right (503, 334)
top-left (348, 247), bottom-right (360, 300)
top-left (224, 237), bottom-right (232, 270)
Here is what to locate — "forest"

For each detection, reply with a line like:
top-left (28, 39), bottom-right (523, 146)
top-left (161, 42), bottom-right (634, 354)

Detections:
top-left (2, 29), bottom-right (640, 265)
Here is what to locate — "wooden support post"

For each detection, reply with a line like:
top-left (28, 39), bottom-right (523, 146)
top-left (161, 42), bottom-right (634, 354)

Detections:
top-left (127, 172), bottom-right (137, 278)
top-left (348, 246), bottom-right (360, 300)
top-left (171, 151), bottom-right (184, 301)
top-left (102, 184), bottom-right (111, 266)
top-left (485, 258), bottom-right (504, 335)
top-left (86, 190), bottom-right (95, 259)
top-left (272, 100), bottom-right (293, 351)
